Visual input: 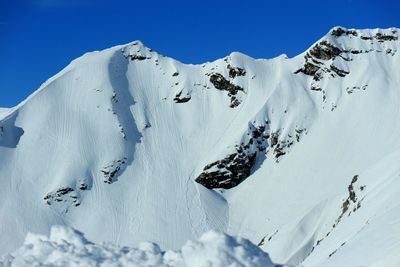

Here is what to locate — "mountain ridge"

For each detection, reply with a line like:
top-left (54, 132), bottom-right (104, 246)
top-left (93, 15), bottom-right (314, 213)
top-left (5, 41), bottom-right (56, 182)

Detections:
top-left (0, 26), bottom-right (399, 266)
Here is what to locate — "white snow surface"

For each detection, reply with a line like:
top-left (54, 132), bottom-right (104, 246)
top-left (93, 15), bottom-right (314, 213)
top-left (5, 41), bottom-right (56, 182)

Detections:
top-left (0, 226), bottom-right (275, 267)
top-left (0, 108), bottom-right (9, 118)
top-left (1, 27), bottom-right (400, 266)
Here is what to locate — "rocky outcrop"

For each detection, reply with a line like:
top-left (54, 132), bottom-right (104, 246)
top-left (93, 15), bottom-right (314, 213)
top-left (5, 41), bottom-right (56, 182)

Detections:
top-left (374, 32), bottom-right (398, 42)
top-left (309, 41), bottom-right (342, 61)
top-left (331, 27), bottom-right (358, 37)
top-left (195, 151), bottom-right (257, 189)
top-left (295, 40), bottom-right (346, 80)
top-left (101, 158), bottom-right (127, 184)
top-left (209, 73), bottom-right (244, 108)
top-left (195, 123), bottom-right (307, 189)
top-left (174, 91), bottom-right (191, 103)
top-left (294, 40), bottom-right (351, 102)
top-left (333, 175), bottom-right (365, 228)
top-left (227, 64), bottom-right (246, 79)
top-left (44, 187), bottom-right (80, 207)
top-left (122, 41), bottom-right (153, 61)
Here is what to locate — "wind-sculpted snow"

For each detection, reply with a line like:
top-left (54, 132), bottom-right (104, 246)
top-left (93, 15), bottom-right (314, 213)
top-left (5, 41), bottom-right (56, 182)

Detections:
top-left (0, 226), bottom-right (276, 267)
top-left (0, 27), bottom-right (400, 267)
top-left (0, 112), bottom-right (24, 148)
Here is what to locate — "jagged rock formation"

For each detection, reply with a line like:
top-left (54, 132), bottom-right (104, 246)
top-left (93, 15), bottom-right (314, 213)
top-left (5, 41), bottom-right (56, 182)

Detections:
top-left (208, 72), bottom-right (244, 107)
top-left (101, 158), bottom-right (127, 184)
top-left (195, 123), bottom-right (307, 189)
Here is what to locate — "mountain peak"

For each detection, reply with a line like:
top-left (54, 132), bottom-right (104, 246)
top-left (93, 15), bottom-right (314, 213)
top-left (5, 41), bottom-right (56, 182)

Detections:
top-left (122, 40), bottom-right (158, 61)
top-left (299, 26), bottom-right (399, 65)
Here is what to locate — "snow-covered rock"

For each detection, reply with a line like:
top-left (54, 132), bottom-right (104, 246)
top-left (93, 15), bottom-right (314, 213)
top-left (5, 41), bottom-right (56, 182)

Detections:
top-left (1, 26), bottom-right (400, 266)
top-left (0, 226), bottom-right (275, 267)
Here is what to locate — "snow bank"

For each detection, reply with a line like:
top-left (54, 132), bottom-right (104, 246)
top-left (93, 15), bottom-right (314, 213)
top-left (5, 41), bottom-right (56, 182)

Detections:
top-left (0, 226), bottom-right (276, 267)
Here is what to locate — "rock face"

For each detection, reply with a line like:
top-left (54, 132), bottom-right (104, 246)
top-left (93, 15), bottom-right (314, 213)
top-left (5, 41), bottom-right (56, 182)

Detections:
top-left (292, 27), bottom-right (399, 102)
top-left (195, 123), bottom-right (307, 189)
top-left (43, 179), bottom-right (89, 212)
top-left (209, 73), bottom-right (244, 108)
top-left (331, 27), bottom-right (358, 37)
top-left (44, 187), bottom-right (75, 205)
top-left (309, 40), bottom-right (343, 61)
top-left (227, 64), bottom-right (246, 78)
top-left (195, 151), bottom-right (257, 189)
top-left (100, 158), bottom-right (127, 184)
top-left (294, 40), bottom-right (348, 85)
top-left (173, 91), bottom-right (191, 103)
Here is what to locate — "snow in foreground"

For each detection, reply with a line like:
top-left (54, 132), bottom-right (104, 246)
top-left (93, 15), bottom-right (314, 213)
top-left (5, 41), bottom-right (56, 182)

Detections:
top-left (0, 226), bottom-right (276, 267)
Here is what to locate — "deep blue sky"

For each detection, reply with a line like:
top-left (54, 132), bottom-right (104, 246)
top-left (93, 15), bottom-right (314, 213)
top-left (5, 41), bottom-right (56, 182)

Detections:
top-left (1, 0), bottom-right (399, 107)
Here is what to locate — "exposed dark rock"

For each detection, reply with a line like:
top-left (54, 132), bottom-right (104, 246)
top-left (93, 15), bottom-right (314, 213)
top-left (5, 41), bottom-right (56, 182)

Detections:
top-left (313, 72), bottom-right (323, 82)
top-left (101, 158), bottom-right (127, 184)
top-left (346, 84), bottom-right (367, 94)
top-left (172, 71), bottom-right (179, 77)
top-left (333, 175), bottom-right (362, 228)
top-left (309, 41), bottom-right (342, 61)
top-left (330, 65), bottom-right (349, 77)
top-left (294, 62), bottom-right (320, 76)
top-left (273, 145), bottom-right (286, 158)
top-left (111, 92), bottom-right (118, 103)
top-left (79, 181), bottom-right (88, 191)
top-left (209, 73), bottom-right (244, 108)
top-left (195, 151), bottom-right (257, 189)
top-left (229, 97), bottom-right (241, 108)
top-left (348, 175), bottom-right (358, 203)
top-left (209, 73), bottom-right (243, 95)
top-left (311, 84), bottom-right (322, 91)
top-left (195, 124), bottom-right (269, 189)
top-left (360, 36), bottom-right (373, 40)
top-left (174, 91), bottom-right (191, 103)
top-left (350, 50), bottom-right (362, 54)
top-left (195, 123), bottom-right (307, 189)
top-left (375, 33), bottom-right (398, 42)
top-left (331, 27), bottom-right (358, 37)
top-left (44, 187), bottom-right (80, 207)
top-left (269, 132), bottom-right (278, 147)
top-left (127, 55), bottom-right (148, 61)
top-left (329, 249), bottom-right (337, 257)
top-left (257, 236), bottom-right (266, 246)
top-left (386, 49), bottom-right (395, 56)
top-left (227, 64), bottom-right (246, 78)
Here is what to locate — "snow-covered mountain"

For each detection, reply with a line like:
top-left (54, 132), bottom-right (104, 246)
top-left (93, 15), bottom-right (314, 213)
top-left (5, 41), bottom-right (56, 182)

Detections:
top-left (1, 26), bottom-right (399, 266)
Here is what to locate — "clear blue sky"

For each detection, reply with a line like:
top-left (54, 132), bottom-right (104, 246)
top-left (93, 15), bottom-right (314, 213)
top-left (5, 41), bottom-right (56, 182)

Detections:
top-left (1, 0), bottom-right (399, 107)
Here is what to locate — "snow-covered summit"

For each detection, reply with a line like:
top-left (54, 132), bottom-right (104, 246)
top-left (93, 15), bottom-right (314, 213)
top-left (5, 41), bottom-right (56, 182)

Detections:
top-left (0, 27), bottom-right (400, 266)
top-left (122, 40), bottom-right (159, 61)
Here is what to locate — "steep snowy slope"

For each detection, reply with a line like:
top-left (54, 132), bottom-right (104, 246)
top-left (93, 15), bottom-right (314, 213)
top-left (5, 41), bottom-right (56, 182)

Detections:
top-left (0, 108), bottom-right (9, 117)
top-left (0, 27), bottom-right (399, 266)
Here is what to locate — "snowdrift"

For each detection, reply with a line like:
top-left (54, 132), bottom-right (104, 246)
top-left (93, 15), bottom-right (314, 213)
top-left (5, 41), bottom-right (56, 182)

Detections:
top-left (0, 226), bottom-right (276, 267)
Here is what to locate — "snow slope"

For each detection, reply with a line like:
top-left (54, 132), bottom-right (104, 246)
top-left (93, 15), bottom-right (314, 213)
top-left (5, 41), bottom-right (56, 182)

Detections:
top-left (0, 108), bottom-right (8, 117)
top-left (0, 27), bottom-right (399, 266)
